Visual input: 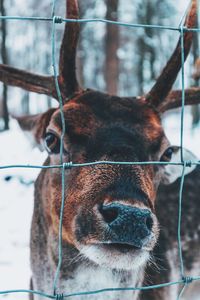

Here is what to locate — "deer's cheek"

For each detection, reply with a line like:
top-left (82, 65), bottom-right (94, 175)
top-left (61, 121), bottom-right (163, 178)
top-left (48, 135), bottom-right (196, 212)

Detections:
top-left (50, 194), bottom-right (77, 246)
top-left (142, 168), bottom-right (158, 207)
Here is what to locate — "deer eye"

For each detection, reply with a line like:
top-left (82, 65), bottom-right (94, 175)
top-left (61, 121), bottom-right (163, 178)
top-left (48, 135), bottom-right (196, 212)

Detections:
top-left (160, 147), bottom-right (174, 162)
top-left (44, 132), bottom-right (60, 154)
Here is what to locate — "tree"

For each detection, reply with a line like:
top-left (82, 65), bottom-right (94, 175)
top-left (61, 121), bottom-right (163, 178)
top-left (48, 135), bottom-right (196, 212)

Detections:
top-left (105, 0), bottom-right (119, 95)
top-left (136, 0), bottom-right (156, 94)
top-left (135, 0), bottom-right (176, 95)
top-left (0, 0), bottom-right (9, 130)
top-left (191, 16), bottom-right (200, 126)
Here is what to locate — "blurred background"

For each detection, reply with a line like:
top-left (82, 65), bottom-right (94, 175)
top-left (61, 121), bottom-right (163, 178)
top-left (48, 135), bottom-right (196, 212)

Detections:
top-left (0, 0), bottom-right (199, 299)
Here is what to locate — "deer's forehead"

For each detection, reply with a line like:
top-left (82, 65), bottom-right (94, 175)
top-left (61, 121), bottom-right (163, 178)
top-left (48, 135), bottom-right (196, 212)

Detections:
top-left (49, 95), bottom-right (163, 141)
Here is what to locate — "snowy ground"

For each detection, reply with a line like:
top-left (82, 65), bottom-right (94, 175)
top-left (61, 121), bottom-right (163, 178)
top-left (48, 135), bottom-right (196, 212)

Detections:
top-left (0, 120), bottom-right (45, 299)
top-left (0, 112), bottom-right (199, 299)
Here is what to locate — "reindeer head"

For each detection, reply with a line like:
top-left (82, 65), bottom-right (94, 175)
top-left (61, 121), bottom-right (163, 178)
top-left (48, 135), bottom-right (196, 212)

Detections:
top-left (8, 0), bottom-right (198, 271)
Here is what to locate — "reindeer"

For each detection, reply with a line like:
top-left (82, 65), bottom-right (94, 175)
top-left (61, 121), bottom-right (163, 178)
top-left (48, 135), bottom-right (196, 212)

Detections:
top-left (0, 0), bottom-right (200, 299)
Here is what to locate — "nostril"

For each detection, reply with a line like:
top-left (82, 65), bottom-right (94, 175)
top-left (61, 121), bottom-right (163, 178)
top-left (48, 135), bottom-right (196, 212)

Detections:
top-left (99, 205), bottom-right (119, 224)
top-left (145, 215), bottom-right (153, 232)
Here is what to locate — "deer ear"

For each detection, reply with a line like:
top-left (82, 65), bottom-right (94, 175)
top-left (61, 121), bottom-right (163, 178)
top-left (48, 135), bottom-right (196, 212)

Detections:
top-left (14, 108), bottom-right (56, 150)
top-left (162, 147), bottom-right (198, 185)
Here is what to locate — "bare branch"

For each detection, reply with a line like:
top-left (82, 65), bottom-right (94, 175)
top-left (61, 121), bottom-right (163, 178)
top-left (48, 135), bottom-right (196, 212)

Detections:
top-left (58, 0), bottom-right (82, 97)
top-left (159, 87), bottom-right (200, 112)
top-left (145, 0), bottom-right (197, 108)
top-left (0, 64), bottom-right (58, 99)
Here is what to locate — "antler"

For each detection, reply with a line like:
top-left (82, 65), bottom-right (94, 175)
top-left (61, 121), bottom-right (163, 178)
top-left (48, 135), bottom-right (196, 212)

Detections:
top-left (0, 65), bottom-right (57, 98)
top-left (159, 87), bottom-right (200, 112)
top-left (0, 0), bottom-right (81, 101)
top-left (58, 0), bottom-right (81, 96)
top-left (145, 0), bottom-right (197, 111)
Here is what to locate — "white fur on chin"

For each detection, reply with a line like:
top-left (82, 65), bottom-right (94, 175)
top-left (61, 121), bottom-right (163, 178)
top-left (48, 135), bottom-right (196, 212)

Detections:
top-left (80, 244), bottom-right (149, 270)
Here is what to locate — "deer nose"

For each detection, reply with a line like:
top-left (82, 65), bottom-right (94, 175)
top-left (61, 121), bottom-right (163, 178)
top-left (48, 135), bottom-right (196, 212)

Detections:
top-left (99, 203), bottom-right (153, 249)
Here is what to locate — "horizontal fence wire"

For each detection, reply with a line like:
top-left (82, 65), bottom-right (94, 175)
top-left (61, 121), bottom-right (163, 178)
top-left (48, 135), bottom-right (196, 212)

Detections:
top-left (0, 0), bottom-right (200, 299)
top-left (0, 15), bottom-right (200, 32)
top-left (0, 161), bottom-right (199, 170)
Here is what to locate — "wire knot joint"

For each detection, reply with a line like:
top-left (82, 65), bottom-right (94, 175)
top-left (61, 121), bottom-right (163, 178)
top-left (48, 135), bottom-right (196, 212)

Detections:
top-left (55, 293), bottom-right (64, 300)
top-left (182, 276), bottom-right (193, 284)
top-left (179, 25), bottom-right (187, 33)
top-left (53, 16), bottom-right (63, 24)
top-left (63, 161), bottom-right (73, 169)
top-left (185, 160), bottom-right (192, 167)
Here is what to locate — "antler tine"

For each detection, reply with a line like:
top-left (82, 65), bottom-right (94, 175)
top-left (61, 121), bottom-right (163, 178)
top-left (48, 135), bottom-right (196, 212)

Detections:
top-left (0, 65), bottom-right (57, 98)
top-left (58, 0), bottom-right (82, 99)
top-left (159, 87), bottom-right (200, 112)
top-left (145, 0), bottom-right (197, 110)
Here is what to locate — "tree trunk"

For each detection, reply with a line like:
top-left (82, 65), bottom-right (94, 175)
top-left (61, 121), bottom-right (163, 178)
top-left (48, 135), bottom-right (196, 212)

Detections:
top-left (21, 92), bottom-right (30, 114)
top-left (0, 0), bottom-right (9, 130)
top-left (76, 2), bottom-right (84, 88)
top-left (136, 0), bottom-right (156, 95)
top-left (145, 1), bottom-right (156, 82)
top-left (191, 17), bottom-right (200, 126)
top-left (137, 37), bottom-right (145, 94)
top-left (105, 0), bottom-right (119, 95)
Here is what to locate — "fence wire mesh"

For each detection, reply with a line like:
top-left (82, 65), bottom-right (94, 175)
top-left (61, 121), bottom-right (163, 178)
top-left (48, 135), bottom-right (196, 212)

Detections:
top-left (0, 0), bottom-right (200, 299)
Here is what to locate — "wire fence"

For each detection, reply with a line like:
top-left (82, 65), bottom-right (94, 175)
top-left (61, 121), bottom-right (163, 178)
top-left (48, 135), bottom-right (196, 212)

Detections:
top-left (0, 0), bottom-right (200, 299)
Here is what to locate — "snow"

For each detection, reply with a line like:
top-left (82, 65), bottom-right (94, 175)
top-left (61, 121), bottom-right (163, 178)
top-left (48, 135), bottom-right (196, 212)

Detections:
top-left (163, 110), bottom-right (200, 158)
top-left (0, 121), bottom-right (45, 299)
top-left (0, 112), bottom-right (199, 299)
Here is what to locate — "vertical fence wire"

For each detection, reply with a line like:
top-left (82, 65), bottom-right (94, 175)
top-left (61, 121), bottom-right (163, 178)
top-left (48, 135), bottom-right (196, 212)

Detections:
top-left (177, 18), bottom-right (186, 300)
top-left (177, 5), bottom-right (188, 296)
top-left (180, 24), bottom-right (186, 164)
top-left (177, 284), bottom-right (187, 300)
top-left (51, 1), bottom-right (67, 295)
top-left (177, 163), bottom-right (186, 279)
top-left (51, 0), bottom-right (57, 18)
top-left (177, 162), bottom-right (187, 300)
